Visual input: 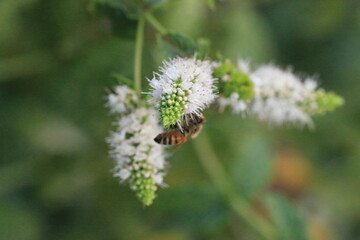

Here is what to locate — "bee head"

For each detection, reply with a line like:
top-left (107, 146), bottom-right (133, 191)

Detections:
top-left (194, 115), bottom-right (205, 124)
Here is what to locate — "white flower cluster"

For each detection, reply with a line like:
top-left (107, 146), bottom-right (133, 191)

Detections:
top-left (107, 107), bottom-right (166, 185)
top-left (148, 57), bottom-right (217, 127)
top-left (107, 85), bottom-right (138, 114)
top-left (217, 93), bottom-right (247, 114)
top-left (106, 85), bottom-right (167, 205)
top-left (240, 61), bottom-right (318, 127)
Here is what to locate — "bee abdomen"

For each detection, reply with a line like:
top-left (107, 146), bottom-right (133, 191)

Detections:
top-left (154, 135), bottom-right (163, 144)
top-left (154, 132), bottom-right (186, 145)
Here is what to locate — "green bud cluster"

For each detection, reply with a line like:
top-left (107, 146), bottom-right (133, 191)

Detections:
top-left (213, 62), bottom-right (234, 78)
top-left (129, 161), bottom-right (158, 206)
top-left (159, 81), bottom-right (190, 128)
top-left (306, 90), bottom-right (344, 115)
top-left (213, 61), bottom-right (254, 100)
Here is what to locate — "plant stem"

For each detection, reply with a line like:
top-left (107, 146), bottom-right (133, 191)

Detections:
top-left (144, 12), bottom-right (167, 35)
top-left (192, 131), bottom-right (278, 240)
top-left (134, 15), bottom-right (145, 94)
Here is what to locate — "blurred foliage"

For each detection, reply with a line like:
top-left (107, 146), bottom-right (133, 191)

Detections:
top-left (158, 33), bottom-right (210, 59)
top-left (265, 194), bottom-right (309, 240)
top-left (0, 0), bottom-right (359, 239)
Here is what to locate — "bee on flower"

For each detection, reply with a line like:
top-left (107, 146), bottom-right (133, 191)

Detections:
top-left (147, 57), bottom-right (217, 129)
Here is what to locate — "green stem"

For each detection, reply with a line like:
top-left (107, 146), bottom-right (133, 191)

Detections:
top-left (192, 131), bottom-right (278, 240)
top-left (144, 12), bottom-right (167, 35)
top-left (134, 15), bottom-right (145, 94)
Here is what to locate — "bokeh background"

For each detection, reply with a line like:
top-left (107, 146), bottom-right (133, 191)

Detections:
top-left (1, 0), bottom-right (359, 239)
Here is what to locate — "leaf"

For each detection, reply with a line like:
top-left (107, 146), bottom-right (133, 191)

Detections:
top-left (145, 0), bottom-right (172, 9)
top-left (166, 33), bottom-right (198, 55)
top-left (206, 0), bottom-right (216, 10)
top-left (157, 34), bottom-right (180, 58)
top-left (89, 0), bottom-right (138, 40)
top-left (197, 38), bottom-right (211, 59)
top-left (266, 194), bottom-right (310, 240)
top-left (160, 33), bottom-right (210, 58)
top-left (89, 0), bottom-right (139, 17)
top-left (231, 133), bottom-right (273, 199)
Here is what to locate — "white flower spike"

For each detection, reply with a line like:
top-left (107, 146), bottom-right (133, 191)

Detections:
top-left (106, 85), bottom-right (167, 206)
top-left (249, 64), bottom-right (317, 127)
top-left (148, 57), bottom-right (217, 128)
top-left (106, 85), bottom-right (138, 114)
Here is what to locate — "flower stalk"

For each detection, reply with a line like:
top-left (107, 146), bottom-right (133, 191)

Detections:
top-left (144, 12), bottom-right (167, 35)
top-left (193, 132), bottom-right (278, 240)
top-left (134, 14), bottom-right (145, 95)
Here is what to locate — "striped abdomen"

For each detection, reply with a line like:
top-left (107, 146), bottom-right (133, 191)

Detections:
top-left (154, 130), bottom-right (187, 145)
top-left (154, 114), bottom-right (206, 145)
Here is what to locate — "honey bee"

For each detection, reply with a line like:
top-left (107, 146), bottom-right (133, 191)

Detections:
top-left (154, 114), bottom-right (206, 145)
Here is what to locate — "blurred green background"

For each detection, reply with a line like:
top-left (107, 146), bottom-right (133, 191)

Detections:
top-left (1, 0), bottom-right (359, 239)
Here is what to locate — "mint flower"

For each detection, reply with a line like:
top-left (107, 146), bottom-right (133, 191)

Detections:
top-left (148, 57), bottom-right (217, 128)
top-left (107, 85), bottom-right (138, 114)
top-left (249, 63), bottom-right (339, 127)
top-left (215, 59), bottom-right (343, 127)
top-left (106, 86), bottom-right (167, 206)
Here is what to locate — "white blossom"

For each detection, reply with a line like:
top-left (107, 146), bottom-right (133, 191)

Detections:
top-left (148, 57), bottom-right (217, 127)
top-left (106, 84), bottom-right (169, 206)
top-left (106, 85), bottom-right (138, 114)
top-left (107, 107), bottom-right (167, 186)
top-left (249, 63), bottom-right (317, 127)
top-left (217, 93), bottom-right (248, 114)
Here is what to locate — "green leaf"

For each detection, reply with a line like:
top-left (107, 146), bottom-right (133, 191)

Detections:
top-left (266, 194), bottom-right (310, 240)
top-left (231, 133), bottom-right (273, 199)
top-left (206, 0), bottom-right (216, 10)
top-left (89, 0), bottom-right (139, 17)
top-left (197, 38), bottom-right (211, 59)
top-left (160, 33), bottom-right (210, 58)
top-left (166, 33), bottom-right (198, 55)
top-left (144, 0), bottom-right (172, 9)
top-left (89, 0), bottom-right (138, 39)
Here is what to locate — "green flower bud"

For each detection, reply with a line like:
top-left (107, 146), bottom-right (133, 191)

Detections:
top-left (129, 160), bottom-right (158, 206)
top-left (214, 61), bottom-right (254, 100)
top-left (306, 90), bottom-right (344, 115)
top-left (159, 80), bottom-right (192, 128)
top-left (213, 62), bottom-right (234, 78)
